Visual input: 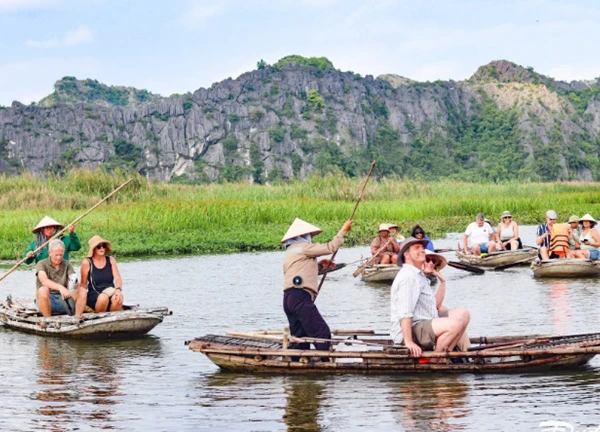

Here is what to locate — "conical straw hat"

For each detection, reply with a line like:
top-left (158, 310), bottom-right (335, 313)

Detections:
top-left (579, 214), bottom-right (597, 225)
top-left (281, 218), bottom-right (323, 243)
top-left (33, 216), bottom-right (64, 233)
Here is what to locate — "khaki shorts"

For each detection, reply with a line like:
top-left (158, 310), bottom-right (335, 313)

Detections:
top-left (402, 319), bottom-right (437, 350)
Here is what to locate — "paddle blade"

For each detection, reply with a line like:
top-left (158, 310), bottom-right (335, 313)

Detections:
top-left (447, 261), bottom-right (485, 274)
top-left (318, 263), bottom-right (346, 276)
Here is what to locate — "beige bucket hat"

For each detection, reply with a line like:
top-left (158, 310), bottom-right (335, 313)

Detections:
top-left (579, 214), bottom-right (597, 226)
top-left (281, 218), bottom-right (323, 243)
top-left (387, 223), bottom-right (400, 230)
top-left (424, 250), bottom-right (447, 271)
top-left (33, 216), bottom-right (64, 233)
top-left (87, 235), bottom-right (113, 257)
top-left (399, 236), bottom-right (429, 263)
top-left (501, 210), bottom-right (512, 218)
top-left (378, 224), bottom-right (391, 232)
top-left (568, 215), bottom-right (580, 224)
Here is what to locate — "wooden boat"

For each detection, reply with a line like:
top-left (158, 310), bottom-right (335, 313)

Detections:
top-left (360, 264), bottom-right (399, 282)
top-left (186, 329), bottom-right (600, 373)
top-left (360, 264), bottom-right (437, 284)
top-left (531, 258), bottom-right (600, 278)
top-left (456, 247), bottom-right (537, 268)
top-left (0, 297), bottom-right (171, 339)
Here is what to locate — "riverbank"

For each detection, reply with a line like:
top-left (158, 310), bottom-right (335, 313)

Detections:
top-left (1, 169), bottom-right (599, 260)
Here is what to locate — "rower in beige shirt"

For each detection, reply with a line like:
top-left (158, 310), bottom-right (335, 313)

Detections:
top-left (282, 218), bottom-right (352, 353)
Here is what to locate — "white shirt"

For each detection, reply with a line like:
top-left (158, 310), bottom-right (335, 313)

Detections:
top-left (390, 263), bottom-right (438, 343)
top-left (465, 222), bottom-right (494, 246)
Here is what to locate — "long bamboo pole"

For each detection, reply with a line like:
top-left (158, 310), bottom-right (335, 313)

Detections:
top-left (317, 161), bottom-right (376, 292)
top-left (0, 178), bottom-right (134, 283)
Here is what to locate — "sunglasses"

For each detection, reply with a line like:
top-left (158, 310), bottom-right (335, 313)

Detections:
top-left (503, 216), bottom-right (512, 219)
top-left (425, 257), bottom-right (435, 263)
top-left (415, 232), bottom-right (424, 235)
top-left (95, 243), bottom-right (107, 250)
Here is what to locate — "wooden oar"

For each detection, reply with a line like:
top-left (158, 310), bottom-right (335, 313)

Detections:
top-left (317, 161), bottom-right (376, 291)
top-left (447, 261), bottom-right (485, 274)
top-left (318, 263), bottom-right (346, 275)
top-left (0, 178), bottom-right (134, 283)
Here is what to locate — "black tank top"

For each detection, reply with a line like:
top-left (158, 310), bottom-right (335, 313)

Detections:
top-left (88, 256), bottom-right (114, 292)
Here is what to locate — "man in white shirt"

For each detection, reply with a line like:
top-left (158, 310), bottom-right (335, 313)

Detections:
top-left (462, 213), bottom-right (497, 255)
top-left (390, 237), bottom-right (471, 358)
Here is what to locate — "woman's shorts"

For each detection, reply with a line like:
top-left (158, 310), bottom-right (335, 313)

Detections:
top-left (589, 249), bottom-right (600, 260)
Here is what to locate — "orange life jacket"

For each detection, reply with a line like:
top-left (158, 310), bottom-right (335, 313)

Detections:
top-left (550, 223), bottom-right (570, 257)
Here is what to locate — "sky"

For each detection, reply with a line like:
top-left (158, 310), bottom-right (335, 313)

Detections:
top-left (1, 0), bottom-right (599, 106)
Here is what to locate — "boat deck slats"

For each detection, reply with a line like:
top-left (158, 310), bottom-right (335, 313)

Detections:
top-left (193, 334), bottom-right (283, 349)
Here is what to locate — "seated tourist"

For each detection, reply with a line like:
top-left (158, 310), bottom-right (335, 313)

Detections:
top-left (35, 239), bottom-right (87, 317)
top-left (79, 235), bottom-right (124, 313)
top-left (411, 225), bottom-right (434, 251)
top-left (371, 224), bottom-right (400, 265)
top-left (462, 213), bottom-right (497, 256)
top-left (567, 215), bottom-right (582, 251)
top-left (496, 210), bottom-right (522, 251)
top-left (390, 237), bottom-right (470, 359)
top-left (572, 214), bottom-right (600, 260)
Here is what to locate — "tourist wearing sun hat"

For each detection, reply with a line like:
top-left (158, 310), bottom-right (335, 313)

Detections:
top-left (386, 223), bottom-right (405, 246)
top-left (567, 215), bottom-right (582, 251)
top-left (536, 210), bottom-right (559, 260)
top-left (282, 218), bottom-right (353, 353)
top-left (496, 210), bottom-right (522, 251)
top-left (23, 216), bottom-right (81, 264)
top-left (573, 214), bottom-right (600, 260)
top-left (390, 236), bottom-right (471, 358)
top-left (79, 235), bottom-right (124, 312)
top-left (370, 223), bottom-right (400, 265)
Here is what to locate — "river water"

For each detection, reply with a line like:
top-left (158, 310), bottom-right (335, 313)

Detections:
top-left (1, 226), bottom-right (599, 431)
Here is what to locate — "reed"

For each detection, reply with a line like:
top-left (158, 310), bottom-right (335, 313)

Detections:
top-left (1, 170), bottom-right (599, 261)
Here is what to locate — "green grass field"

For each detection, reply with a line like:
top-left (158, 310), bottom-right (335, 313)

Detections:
top-left (1, 169), bottom-right (599, 260)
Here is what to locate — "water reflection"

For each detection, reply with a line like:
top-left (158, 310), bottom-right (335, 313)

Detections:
top-left (31, 337), bottom-right (163, 431)
top-left (283, 378), bottom-right (326, 432)
top-left (549, 281), bottom-right (571, 335)
top-left (387, 376), bottom-right (471, 431)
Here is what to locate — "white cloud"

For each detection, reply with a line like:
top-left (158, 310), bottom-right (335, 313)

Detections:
top-left (63, 25), bottom-right (93, 46)
top-left (25, 25), bottom-right (93, 49)
top-left (175, 1), bottom-right (227, 28)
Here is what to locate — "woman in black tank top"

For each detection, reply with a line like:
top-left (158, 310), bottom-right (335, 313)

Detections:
top-left (79, 235), bottom-right (124, 312)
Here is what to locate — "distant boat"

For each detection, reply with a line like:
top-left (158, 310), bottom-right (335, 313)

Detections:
top-left (531, 258), bottom-right (600, 278)
top-left (456, 247), bottom-right (537, 268)
top-left (0, 298), bottom-right (171, 339)
top-left (359, 264), bottom-right (437, 284)
top-left (186, 329), bottom-right (600, 373)
top-left (360, 264), bottom-right (400, 282)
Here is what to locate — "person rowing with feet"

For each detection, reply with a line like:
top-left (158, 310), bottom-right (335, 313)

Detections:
top-left (390, 237), bottom-right (470, 361)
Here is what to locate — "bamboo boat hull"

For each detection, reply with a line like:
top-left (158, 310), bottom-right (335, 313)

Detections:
top-left (360, 265), bottom-right (436, 284)
top-left (360, 265), bottom-right (399, 282)
top-left (0, 300), bottom-right (171, 339)
top-left (531, 259), bottom-right (600, 278)
top-left (187, 331), bottom-right (600, 374)
top-left (456, 248), bottom-right (537, 267)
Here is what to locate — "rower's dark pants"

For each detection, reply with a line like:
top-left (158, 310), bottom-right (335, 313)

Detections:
top-left (283, 288), bottom-right (331, 351)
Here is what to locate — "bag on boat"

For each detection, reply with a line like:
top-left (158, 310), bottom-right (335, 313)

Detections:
top-left (334, 338), bottom-right (383, 363)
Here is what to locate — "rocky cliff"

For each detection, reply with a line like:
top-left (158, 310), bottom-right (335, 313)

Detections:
top-left (1, 57), bottom-right (599, 182)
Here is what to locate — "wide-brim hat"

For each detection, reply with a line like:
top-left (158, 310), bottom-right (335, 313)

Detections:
top-left (568, 215), bottom-right (580, 223)
top-left (33, 216), bottom-right (64, 233)
top-left (399, 236), bottom-right (429, 264)
top-left (378, 223), bottom-right (391, 232)
top-left (579, 213), bottom-right (597, 226)
top-left (501, 210), bottom-right (512, 218)
top-left (87, 235), bottom-right (113, 257)
top-left (424, 250), bottom-right (447, 271)
top-left (281, 218), bottom-right (323, 243)
top-left (387, 223), bottom-right (400, 230)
